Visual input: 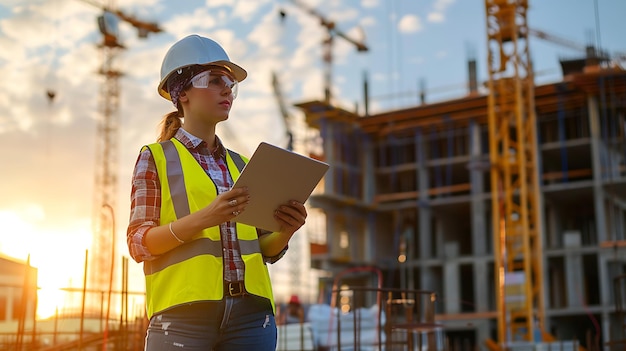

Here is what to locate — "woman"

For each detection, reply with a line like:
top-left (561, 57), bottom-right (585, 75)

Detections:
top-left (127, 34), bottom-right (307, 351)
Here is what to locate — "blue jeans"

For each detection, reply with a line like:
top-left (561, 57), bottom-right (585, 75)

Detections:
top-left (145, 295), bottom-right (277, 351)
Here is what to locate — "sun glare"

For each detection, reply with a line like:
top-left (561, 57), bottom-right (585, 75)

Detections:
top-left (0, 206), bottom-right (93, 319)
top-left (36, 288), bottom-right (66, 319)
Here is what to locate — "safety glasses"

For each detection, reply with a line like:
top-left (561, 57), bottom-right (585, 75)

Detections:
top-left (189, 70), bottom-right (239, 99)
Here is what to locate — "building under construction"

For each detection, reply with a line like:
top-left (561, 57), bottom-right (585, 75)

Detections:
top-left (296, 46), bottom-right (626, 350)
top-left (3, 0), bottom-right (626, 349)
top-left (5, 54), bottom-right (624, 350)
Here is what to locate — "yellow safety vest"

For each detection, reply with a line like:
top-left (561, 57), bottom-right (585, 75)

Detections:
top-left (142, 138), bottom-right (275, 319)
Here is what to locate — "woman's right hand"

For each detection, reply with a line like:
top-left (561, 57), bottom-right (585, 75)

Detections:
top-left (199, 186), bottom-right (250, 227)
top-left (145, 187), bottom-right (251, 256)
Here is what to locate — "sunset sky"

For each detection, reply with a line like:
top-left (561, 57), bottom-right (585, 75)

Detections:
top-left (0, 0), bottom-right (624, 318)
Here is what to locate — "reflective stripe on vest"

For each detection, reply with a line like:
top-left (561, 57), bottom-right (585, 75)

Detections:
top-left (144, 237), bottom-right (261, 274)
top-left (142, 139), bottom-right (275, 318)
top-left (161, 140), bottom-right (246, 219)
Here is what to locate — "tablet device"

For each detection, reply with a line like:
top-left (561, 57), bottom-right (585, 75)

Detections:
top-left (232, 142), bottom-right (329, 232)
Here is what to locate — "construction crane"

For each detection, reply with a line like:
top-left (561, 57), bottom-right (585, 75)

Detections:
top-left (282, 0), bottom-right (368, 103)
top-left (484, 0), bottom-right (545, 347)
top-left (79, 0), bottom-right (162, 294)
top-left (272, 71), bottom-right (294, 151)
top-left (529, 28), bottom-right (626, 65)
top-left (528, 28), bottom-right (590, 53)
top-left (271, 70), bottom-right (306, 301)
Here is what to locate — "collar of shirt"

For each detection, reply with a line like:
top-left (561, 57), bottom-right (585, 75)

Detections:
top-left (174, 127), bottom-right (226, 160)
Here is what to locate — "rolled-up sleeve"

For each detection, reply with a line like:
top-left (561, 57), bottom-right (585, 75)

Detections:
top-left (258, 229), bottom-right (288, 264)
top-left (127, 149), bottom-right (161, 263)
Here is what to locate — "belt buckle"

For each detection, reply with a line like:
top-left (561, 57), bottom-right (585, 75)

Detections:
top-left (226, 282), bottom-right (245, 297)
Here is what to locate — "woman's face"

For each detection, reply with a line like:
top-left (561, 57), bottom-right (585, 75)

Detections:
top-left (183, 67), bottom-right (238, 124)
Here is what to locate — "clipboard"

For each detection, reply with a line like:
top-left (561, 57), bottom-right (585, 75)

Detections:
top-left (232, 142), bottom-right (329, 232)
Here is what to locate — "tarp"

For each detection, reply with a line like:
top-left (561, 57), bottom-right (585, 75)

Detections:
top-left (307, 304), bottom-right (385, 351)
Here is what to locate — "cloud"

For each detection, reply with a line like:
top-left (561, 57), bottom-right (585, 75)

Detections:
top-left (428, 0), bottom-right (455, 23)
top-left (398, 14), bottom-right (422, 34)
top-left (0, 2), bottom-right (101, 133)
top-left (361, 0), bottom-right (379, 8)
top-left (163, 7), bottom-right (218, 36)
top-left (203, 0), bottom-right (235, 9)
top-left (327, 6), bottom-right (359, 23)
top-left (246, 3), bottom-right (285, 59)
top-left (232, 0), bottom-right (271, 23)
top-left (427, 12), bottom-right (444, 23)
top-left (433, 0), bottom-right (456, 12)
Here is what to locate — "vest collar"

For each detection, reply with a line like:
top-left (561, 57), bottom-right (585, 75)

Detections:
top-left (174, 127), bottom-right (226, 160)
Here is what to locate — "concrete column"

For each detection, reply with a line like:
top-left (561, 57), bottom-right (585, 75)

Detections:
top-left (365, 210), bottom-right (376, 262)
top-left (419, 208), bottom-right (431, 260)
top-left (544, 201), bottom-right (557, 248)
top-left (421, 266), bottom-right (436, 301)
top-left (362, 135), bottom-right (374, 204)
top-left (476, 320), bottom-right (492, 351)
top-left (444, 261), bottom-right (460, 314)
top-left (602, 311), bottom-right (611, 351)
top-left (616, 200), bottom-right (625, 241)
top-left (597, 254), bottom-right (612, 316)
top-left (469, 121), bottom-right (488, 256)
top-left (322, 119), bottom-right (335, 195)
top-left (565, 252), bottom-right (583, 307)
top-left (360, 134), bottom-right (374, 263)
top-left (598, 251), bottom-right (614, 351)
top-left (588, 95), bottom-right (608, 244)
top-left (435, 217), bottom-right (445, 258)
top-left (416, 130), bottom-right (432, 259)
top-left (474, 259), bottom-right (489, 312)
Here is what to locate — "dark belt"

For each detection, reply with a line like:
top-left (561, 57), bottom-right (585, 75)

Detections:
top-left (224, 281), bottom-right (246, 297)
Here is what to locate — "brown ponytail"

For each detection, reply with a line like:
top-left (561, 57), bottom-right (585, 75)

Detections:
top-left (157, 111), bottom-right (183, 142)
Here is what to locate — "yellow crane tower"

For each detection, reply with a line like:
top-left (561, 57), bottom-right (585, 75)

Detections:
top-left (79, 0), bottom-right (162, 294)
top-left (484, 0), bottom-right (545, 347)
top-left (282, 0), bottom-right (368, 103)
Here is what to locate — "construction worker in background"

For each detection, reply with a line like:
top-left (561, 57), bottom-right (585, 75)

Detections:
top-left (126, 34), bottom-right (308, 351)
top-left (284, 294), bottom-right (305, 324)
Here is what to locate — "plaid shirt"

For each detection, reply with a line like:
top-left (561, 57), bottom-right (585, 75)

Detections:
top-left (127, 128), bottom-right (283, 282)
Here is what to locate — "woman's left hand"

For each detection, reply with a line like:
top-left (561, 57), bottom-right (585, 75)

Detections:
top-left (274, 200), bottom-right (307, 235)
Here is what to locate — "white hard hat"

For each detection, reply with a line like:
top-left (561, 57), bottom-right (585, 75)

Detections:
top-left (158, 34), bottom-right (247, 101)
